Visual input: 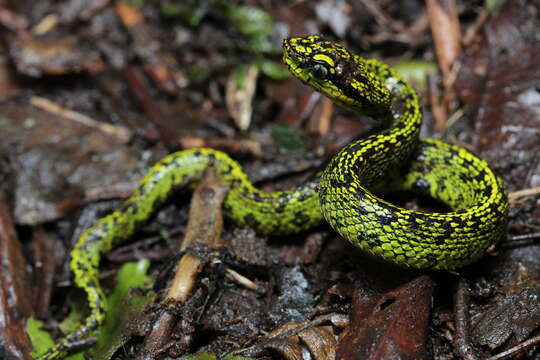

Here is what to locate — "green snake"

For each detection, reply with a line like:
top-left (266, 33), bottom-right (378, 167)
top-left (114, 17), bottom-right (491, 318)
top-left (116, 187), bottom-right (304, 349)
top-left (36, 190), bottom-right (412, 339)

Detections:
top-left (35, 35), bottom-right (508, 359)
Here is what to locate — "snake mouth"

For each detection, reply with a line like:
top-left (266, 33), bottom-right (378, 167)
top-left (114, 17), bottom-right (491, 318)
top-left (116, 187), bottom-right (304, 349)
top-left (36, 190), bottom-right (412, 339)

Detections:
top-left (282, 37), bottom-right (308, 76)
top-left (283, 35), bottom-right (365, 112)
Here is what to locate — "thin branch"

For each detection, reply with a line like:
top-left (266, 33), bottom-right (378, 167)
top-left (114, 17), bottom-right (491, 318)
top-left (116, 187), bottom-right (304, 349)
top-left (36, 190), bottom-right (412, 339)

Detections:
top-left (29, 96), bottom-right (131, 143)
top-left (509, 186), bottom-right (540, 203)
top-left (485, 335), bottom-right (540, 360)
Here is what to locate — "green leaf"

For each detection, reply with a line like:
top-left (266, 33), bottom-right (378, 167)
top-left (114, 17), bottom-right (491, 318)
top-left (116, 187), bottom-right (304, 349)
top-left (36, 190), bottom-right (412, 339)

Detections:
top-left (223, 355), bottom-right (255, 360)
top-left (106, 259), bottom-right (153, 311)
top-left (225, 5), bottom-right (276, 54)
top-left (271, 124), bottom-right (305, 153)
top-left (180, 353), bottom-right (217, 360)
top-left (245, 35), bottom-right (275, 54)
top-left (58, 294), bottom-right (87, 334)
top-left (233, 65), bottom-right (249, 89)
top-left (27, 318), bottom-right (54, 358)
top-left (226, 5), bottom-right (273, 37)
top-left (160, 0), bottom-right (209, 26)
top-left (119, 0), bottom-right (146, 6)
top-left (257, 59), bottom-right (290, 80)
top-left (92, 259), bottom-right (155, 360)
top-left (186, 66), bottom-right (212, 84)
top-left (485, 0), bottom-right (504, 16)
top-left (27, 318), bottom-right (85, 360)
top-left (29, 259), bottom-right (154, 360)
top-left (393, 60), bottom-right (438, 89)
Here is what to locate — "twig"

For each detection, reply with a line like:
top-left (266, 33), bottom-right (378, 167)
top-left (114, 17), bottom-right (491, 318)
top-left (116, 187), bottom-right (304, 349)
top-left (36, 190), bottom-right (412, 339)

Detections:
top-left (231, 313), bottom-right (348, 356)
top-left (315, 97), bottom-right (334, 136)
top-left (32, 226), bottom-right (57, 317)
top-left (425, 0), bottom-right (462, 82)
top-left (122, 65), bottom-right (178, 149)
top-left (358, 0), bottom-right (403, 32)
top-left (485, 335), bottom-right (540, 360)
top-left (445, 108), bottom-right (465, 131)
top-left (108, 226), bottom-right (186, 262)
top-left (226, 65), bottom-right (259, 131)
top-left (428, 74), bottom-right (448, 134)
top-left (453, 278), bottom-right (478, 360)
top-left (226, 268), bottom-right (260, 292)
top-left (499, 232), bottom-right (540, 250)
top-left (178, 136), bottom-right (263, 158)
top-left (509, 186), bottom-right (540, 203)
top-left (29, 96), bottom-right (131, 143)
top-left (32, 14), bottom-right (59, 35)
top-left (462, 8), bottom-right (489, 47)
top-left (508, 232), bottom-right (540, 241)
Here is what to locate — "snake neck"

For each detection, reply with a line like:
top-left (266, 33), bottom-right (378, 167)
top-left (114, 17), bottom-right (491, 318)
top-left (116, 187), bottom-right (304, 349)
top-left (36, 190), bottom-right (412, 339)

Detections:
top-left (328, 58), bottom-right (422, 188)
top-left (362, 58), bottom-right (422, 133)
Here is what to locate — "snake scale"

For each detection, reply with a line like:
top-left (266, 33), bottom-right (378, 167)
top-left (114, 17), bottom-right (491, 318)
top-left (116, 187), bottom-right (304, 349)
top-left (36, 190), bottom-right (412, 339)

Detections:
top-left (35, 35), bottom-right (508, 359)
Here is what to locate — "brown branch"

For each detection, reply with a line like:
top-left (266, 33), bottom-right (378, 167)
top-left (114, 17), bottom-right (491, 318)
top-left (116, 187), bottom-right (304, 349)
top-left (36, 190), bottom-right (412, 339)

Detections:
top-left (453, 278), bottom-right (478, 360)
top-left (485, 335), bottom-right (540, 360)
top-left (509, 186), bottom-right (540, 204)
top-left (29, 96), bottom-right (131, 143)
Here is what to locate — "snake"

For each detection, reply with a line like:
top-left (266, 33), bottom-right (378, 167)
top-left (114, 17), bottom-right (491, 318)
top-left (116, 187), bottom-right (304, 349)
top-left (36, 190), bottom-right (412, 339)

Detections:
top-left (35, 35), bottom-right (508, 359)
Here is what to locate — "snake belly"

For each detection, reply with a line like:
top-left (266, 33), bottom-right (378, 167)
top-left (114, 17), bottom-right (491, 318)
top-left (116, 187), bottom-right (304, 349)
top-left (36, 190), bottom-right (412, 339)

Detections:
top-left (35, 35), bottom-right (508, 359)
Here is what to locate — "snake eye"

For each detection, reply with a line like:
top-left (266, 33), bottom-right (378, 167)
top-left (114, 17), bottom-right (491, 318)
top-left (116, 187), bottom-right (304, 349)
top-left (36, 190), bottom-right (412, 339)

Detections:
top-left (311, 63), bottom-right (329, 79)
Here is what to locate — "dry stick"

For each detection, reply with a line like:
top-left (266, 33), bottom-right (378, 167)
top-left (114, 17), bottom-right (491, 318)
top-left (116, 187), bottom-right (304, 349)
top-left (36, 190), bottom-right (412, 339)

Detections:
top-left (315, 97), bottom-right (334, 137)
top-left (122, 65), bottom-right (179, 150)
top-left (425, 0), bottom-right (461, 82)
top-left (462, 8), bottom-right (489, 47)
top-left (485, 335), bottom-right (540, 360)
top-left (508, 186), bottom-right (540, 204)
top-left (32, 226), bottom-right (57, 317)
top-left (225, 268), bottom-right (260, 292)
top-left (427, 73), bottom-right (448, 134)
top-left (500, 232), bottom-right (540, 250)
top-left (115, 2), bottom-right (182, 94)
top-left (425, 0), bottom-right (462, 133)
top-left (453, 278), bottom-right (478, 360)
top-left (135, 169), bottom-right (228, 359)
top-left (32, 13), bottom-right (59, 35)
top-left (231, 314), bottom-right (349, 357)
top-left (29, 96), bottom-right (131, 143)
top-left (107, 226), bottom-right (186, 263)
top-left (358, 0), bottom-right (404, 31)
top-left (508, 232), bottom-right (540, 241)
top-left (178, 136), bottom-right (264, 158)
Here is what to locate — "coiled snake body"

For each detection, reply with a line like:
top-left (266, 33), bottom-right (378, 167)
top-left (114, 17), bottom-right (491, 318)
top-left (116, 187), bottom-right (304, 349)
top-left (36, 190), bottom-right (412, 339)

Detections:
top-left (36, 35), bottom-right (508, 359)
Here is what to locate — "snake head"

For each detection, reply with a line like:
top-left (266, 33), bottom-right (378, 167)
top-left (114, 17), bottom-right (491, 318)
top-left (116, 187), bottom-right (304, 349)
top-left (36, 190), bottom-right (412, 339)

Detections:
top-left (283, 35), bottom-right (392, 115)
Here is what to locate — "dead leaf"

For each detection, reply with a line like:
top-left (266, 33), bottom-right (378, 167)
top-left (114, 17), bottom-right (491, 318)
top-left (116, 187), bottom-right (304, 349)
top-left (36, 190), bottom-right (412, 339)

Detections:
top-left (336, 276), bottom-right (435, 360)
top-left (226, 65), bottom-right (259, 131)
